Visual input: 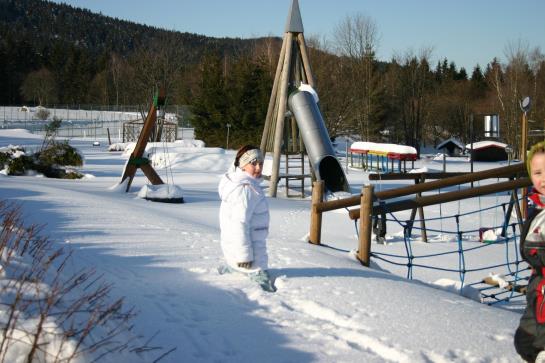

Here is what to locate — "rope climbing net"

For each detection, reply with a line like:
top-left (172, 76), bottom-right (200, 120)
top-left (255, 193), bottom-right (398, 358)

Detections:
top-left (357, 196), bottom-right (531, 306)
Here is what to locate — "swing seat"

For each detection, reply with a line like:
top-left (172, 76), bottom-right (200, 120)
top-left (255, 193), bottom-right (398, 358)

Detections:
top-left (144, 196), bottom-right (184, 203)
top-left (137, 184), bottom-right (184, 204)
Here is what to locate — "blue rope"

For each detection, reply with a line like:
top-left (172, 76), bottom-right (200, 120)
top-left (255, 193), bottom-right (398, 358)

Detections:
top-left (505, 223), bottom-right (522, 301)
top-left (455, 215), bottom-right (466, 289)
top-left (403, 223), bottom-right (414, 279)
top-left (348, 193), bottom-right (529, 304)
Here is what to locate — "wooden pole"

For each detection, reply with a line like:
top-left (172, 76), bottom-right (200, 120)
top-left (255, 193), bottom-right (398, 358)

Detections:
top-left (107, 128), bottom-right (112, 145)
top-left (404, 177), bottom-right (428, 243)
top-left (357, 185), bottom-right (374, 266)
top-left (260, 34), bottom-right (288, 153)
top-left (309, 181), bottom-right (324, 245)
top-left (502, 188), bottom-right (525, 237)
top-left (418, 175), bottom-right (428, 242)
top-left (269, 32), bottom-right (294, 197)
top-left (521, 110), bottom-right (529, 219)
top-left (140, 164), bottom-right (164, 185)
top-left (296, 33), bottom-right (315, 87)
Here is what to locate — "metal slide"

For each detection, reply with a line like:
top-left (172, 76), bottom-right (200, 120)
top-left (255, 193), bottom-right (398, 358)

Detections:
top-left (288, 88), bottom-right (350, 194)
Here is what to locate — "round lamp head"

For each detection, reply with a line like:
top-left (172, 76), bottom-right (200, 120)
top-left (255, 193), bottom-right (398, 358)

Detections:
top-left (521, 96), bottom-right (531, 112)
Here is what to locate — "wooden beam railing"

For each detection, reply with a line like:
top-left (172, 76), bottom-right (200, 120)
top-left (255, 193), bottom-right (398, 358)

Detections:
top-left (348, 177), bottom-right (531, 220)
top-left (316, 163), bottom-right (525, 214)
top-left (308, 163), bottom-right (528, 266)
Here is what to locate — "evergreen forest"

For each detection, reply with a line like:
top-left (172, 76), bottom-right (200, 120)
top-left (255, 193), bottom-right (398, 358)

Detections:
top-left (1, 0), bottom-right (544, 154)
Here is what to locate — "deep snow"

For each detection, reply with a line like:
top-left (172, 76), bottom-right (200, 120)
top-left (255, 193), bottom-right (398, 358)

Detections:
top-left (0, 129), bottom-right (527, 362)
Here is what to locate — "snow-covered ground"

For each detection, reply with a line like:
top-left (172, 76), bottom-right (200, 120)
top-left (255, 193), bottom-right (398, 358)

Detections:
top-left (0, 129), bottom-right (527, 362)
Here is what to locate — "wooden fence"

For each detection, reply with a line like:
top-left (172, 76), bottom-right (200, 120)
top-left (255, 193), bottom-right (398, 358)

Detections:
top-left (309, 163), bottom-right (530, 266)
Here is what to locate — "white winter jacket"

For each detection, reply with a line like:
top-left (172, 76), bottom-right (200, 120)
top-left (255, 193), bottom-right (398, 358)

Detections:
top-left (218, 168), bottom-right (270, 271)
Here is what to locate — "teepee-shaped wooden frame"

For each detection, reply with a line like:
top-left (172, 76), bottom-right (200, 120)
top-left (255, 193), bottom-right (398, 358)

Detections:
top-left (120, 90), bottom-right (165, 192)
top-left (260, 0), bottom-right (315, 197)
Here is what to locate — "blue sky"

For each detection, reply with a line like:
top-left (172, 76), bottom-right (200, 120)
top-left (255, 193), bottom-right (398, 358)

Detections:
top-left (52, 0), bottom-right (545, 72)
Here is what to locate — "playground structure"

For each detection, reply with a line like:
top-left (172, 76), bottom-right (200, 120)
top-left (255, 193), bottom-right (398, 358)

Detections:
top-left (119, 90), bottom-right (184, 203)
top-left (123, 117), bottom-right (178, 143)
top-left (288, 88), bottom-right (350, 194)
top-left (308, 163), bottom-right (531, 303)
top-left (261, 0), bottom-right (349, 197)
top-left (348, 141), bottom-right (418, 173)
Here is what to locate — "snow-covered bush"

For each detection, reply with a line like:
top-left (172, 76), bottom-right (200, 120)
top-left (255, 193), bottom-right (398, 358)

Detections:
top-left (0, 144), bottom-right (84, 179)
top-left (35, 141), bottom-right (83, 167)
top-left (0, 145), bottom-right (34, 176)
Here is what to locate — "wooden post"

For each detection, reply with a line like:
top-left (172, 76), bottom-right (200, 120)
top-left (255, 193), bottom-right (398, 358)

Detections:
top-left (521, 109), bottom-right (529, 219)
top-left (309, 180), bottom-right (324, 245)
top-left (502, 186), bottom-right (519, 237)
top-left (357, 185), bottom-right (374, 266)
top-left (260, 34), bottom-right (288, 153)
top-left (269, 32), bottom-right (294, 197)
top-left (107, 128), bottom-right (112, 145)
top-left (297, 33), bottom-right (314, 87)
top-left (418, 175), bottom-right (428, 242)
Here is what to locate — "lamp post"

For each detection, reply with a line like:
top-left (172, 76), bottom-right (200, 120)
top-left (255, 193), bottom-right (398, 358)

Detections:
top-left (520, 96), bottom-right (531, 219)
top-left (226, 123), bottom-right (231, 150)
top-left (470, 113), bottom-right (474, 177)
top-left (520, 97), bottom-right (531, 162)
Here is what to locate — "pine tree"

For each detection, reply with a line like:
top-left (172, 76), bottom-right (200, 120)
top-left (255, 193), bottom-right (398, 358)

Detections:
top-left (190, 53), bottom-right (229, 147)
top-left (470, 65), bottom-right (487, 98)
top-left (226, 56), bottom-right (271, 147)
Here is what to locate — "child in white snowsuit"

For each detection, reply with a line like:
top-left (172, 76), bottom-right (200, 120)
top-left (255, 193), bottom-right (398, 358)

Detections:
top-left (218, 145), bottom-right (275, 292)
top-left (515, 141), bottom-right (545, 362)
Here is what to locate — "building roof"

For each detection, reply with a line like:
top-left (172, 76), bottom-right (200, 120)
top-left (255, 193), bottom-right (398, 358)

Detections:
top-left (437, 137), bottom-right (465, 150)
top-left (465, 140), bottom-right (508, 150)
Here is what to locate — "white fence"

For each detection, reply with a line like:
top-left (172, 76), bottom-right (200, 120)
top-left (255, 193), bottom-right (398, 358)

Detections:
top-left (0, 106), bottom-right (194, 141)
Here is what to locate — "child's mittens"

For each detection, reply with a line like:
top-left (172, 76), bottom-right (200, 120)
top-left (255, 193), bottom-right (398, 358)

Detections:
top-left (237, 261), bottom-right (252, 269)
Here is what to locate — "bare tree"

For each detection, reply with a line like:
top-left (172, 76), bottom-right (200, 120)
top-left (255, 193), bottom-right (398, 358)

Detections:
top-left (528, 47), bottom-right (545, 134)
top-left (488, 40), bottom-right (535, 156)
top-left (390, 47), bottom-right (435, 153)
top-left (110, 53), bottom-right (124, 108)
top-left (129, 34), bottom-right (187, 106)
top-left (89, 70), bottom-right (110, 105)
top-left (305, 34), bottom-right (354, 138)
top-left (333, 13), bottom-right (382, 140)
top-left (20, 68), bottom-right (58, 106)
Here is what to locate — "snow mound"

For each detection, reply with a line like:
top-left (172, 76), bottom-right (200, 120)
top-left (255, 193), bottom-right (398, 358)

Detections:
top-left (431, 278), bottom-right (482, 302)
top-left (108, 142), bottom-right (128, 151)
top-left (174, 139), bottom-right (205, 148)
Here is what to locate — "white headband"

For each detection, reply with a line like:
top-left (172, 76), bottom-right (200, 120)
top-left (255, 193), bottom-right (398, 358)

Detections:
top-left (238, 149), bottom-right (263, 168)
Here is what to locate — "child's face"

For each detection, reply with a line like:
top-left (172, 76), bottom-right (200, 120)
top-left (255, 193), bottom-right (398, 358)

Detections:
top-left (242, 160), bottom-right (263, 179)
top-left (531, 152), bottom-right (545, 195)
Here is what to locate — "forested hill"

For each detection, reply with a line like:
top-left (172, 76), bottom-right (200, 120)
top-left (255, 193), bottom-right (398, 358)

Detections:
top-left (0, 0), bottom-right (273, 104)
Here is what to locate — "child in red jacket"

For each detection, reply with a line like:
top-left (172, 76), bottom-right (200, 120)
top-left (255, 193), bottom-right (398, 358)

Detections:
top-left (515, 141), bottom-right (545, 362)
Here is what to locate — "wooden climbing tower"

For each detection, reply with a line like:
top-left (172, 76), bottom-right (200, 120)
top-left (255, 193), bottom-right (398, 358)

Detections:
top-left (260, 0), bottom-right (315, 197)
